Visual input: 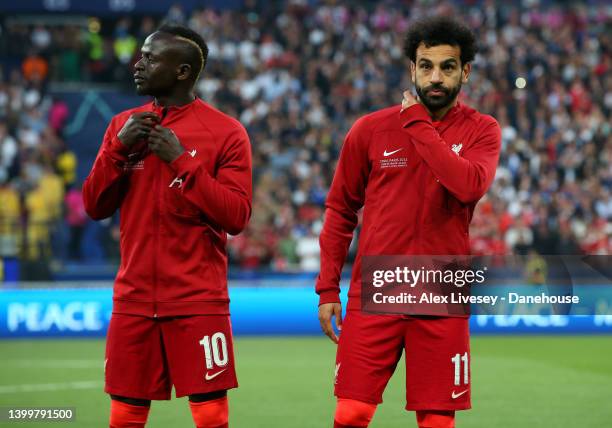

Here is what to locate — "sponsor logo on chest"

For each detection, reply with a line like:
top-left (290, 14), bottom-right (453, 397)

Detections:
top-left (124, 153), bottom-right (145, 170)
top-left (379, 147), bottom-right (407, 169)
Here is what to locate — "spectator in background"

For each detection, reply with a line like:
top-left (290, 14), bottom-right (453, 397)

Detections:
top-left (0, 0), bottom-right (609, 269)
top-left (112, 17), bottom-right (137, 86)
top-left (65, 184), bottom-right (86, 260)
top-left (0, 178), bottom-right (20, 259)
top-left (56, 26), bottom-right (83, 82)
top-left (56, 147), bottom-right (77, 188)
top-left (48, 97), bottom-right (69, 136)
top-left (23, 174), bottom-right (51, 260)
top-left (296, 229), bottom-right (319, 271)
top-left (85, 19), bottom-right (113, 82)
top-left (22, 49), bottom-right (48, 84)
top-left (505, 217), bottom-right (534, 255)
top-left (113, 18), bottom-right (137, 65)
top-left (0, 121), bottom-right (18, 182)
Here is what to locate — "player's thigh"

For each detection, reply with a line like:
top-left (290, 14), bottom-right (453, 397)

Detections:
top-left (161, 315), bottom-right (238, 398)
top-left (404, 316), bottom-right (470, 411)
top-left (335, 311), bottom-right (405, 404)
top-left (105, 313), bottom-right (171, 400)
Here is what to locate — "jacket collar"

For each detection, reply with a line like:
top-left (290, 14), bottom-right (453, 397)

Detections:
top-left (433, 102), bottom-right (464, 134)
top-left (150, 97), bottom-right (199, 119)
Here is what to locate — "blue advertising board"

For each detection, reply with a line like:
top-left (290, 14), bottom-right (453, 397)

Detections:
top-left (1, 287), bottom-right (611, 338)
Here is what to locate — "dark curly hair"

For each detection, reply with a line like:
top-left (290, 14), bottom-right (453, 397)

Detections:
top-left (403, 16), bottom-right (477, 65)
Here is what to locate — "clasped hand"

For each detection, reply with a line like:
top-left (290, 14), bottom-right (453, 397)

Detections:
top-left (117, 112), bottom-right (185, 163)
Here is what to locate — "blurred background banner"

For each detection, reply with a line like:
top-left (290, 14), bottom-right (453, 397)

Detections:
top-left (2, 285), bottom-right (611, 337)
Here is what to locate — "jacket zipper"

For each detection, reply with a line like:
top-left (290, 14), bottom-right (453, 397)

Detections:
top-left (416, 160), bottom-right (427, 252)
top-left (152, 107), bottom-right (168, 318)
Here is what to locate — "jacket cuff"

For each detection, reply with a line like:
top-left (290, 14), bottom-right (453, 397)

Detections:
top-left (318, 289), bottom-right (341, 306)
top-left (400, 103), bottom-right (431, 128)
top-left (106, 135), bottom-right (130, 162)
top-left (169, 150), bottom-right (199, 174)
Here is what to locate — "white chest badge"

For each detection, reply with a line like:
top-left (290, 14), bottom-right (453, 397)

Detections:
top-left (451, 143), bottom-right (463, 155)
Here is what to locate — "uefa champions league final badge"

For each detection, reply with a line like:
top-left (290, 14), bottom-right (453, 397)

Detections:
top-left (360, 255), bottom-right (612, 317)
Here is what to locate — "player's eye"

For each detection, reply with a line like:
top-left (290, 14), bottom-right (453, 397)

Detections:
top-left (420, 63), bottom-right (431, 70)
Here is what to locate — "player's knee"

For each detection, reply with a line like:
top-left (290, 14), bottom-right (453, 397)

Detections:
top-left (109, 397), bottom-right (150, 428)
top-left (334, 398), bottom-right (377, 428)
top-left (416, 410), bottom-right (455, 428)
top-left (189, 393), bottom-right (228, 428)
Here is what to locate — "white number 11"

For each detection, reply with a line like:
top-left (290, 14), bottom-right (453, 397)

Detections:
top-left (451, 352), bottom-right (469, 386)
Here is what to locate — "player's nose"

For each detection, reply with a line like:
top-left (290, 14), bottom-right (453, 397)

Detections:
top-left (134, 58), bottom-right (145, 72)
top-left (430, 68), bottom-right (443, 83)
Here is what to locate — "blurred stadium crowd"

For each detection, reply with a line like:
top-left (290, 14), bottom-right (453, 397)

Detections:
top-left (0, 0), bottom-right (610, 274)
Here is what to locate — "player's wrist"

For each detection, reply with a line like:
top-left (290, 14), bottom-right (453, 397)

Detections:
top-left (318, 290), bottom-right (341, 306)
top-left (107, 134), bottom-right (131, 160)
top-left (399, 103), bottom-right (430, 128)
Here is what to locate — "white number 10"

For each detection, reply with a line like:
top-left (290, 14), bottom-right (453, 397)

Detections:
top-left (451, 352), bottom-right (469, 386)
top-left (199, 332), bottom-right (228, 369)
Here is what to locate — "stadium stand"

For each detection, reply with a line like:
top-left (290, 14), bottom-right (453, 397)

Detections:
top-left (0, 1), bottom-right (610, 279)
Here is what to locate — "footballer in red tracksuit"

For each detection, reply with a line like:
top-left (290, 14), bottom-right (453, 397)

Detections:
top-left (83, 25), bottom-right (251, 428)
top-left (316, 17), bottom-right (501, 428)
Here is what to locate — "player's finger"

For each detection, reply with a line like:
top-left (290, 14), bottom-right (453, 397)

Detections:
top-left (138, 128), bottom-right (152, 139)
top-left (145, 128), bottom-right (162, 140)
top-left (324, 320), bottom-right (338, 344)
top-left (334, 304), bottom-right (343, 332)
top-left (149, 124), bottom-right (169, 134)
top-left (153, 124), bottom-right (171, 135)
top-left (148, 142), bottom-right (160, 154)
top-left (135, 112), bottom-right (160, 121)
top-left (141, 118), bottom-right (158, 127)
top-left (318, 310), bottom-right (338, 344)
top-left (148, 129), bottom-right (165, 141)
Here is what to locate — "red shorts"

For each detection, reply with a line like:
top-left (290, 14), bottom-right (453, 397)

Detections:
top-left (334, 311), bottom-right (470, 411)
top-left (105, 313), bottom-right (238, 400)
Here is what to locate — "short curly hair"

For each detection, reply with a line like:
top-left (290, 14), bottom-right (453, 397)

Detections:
top-left (403, 16), bottom-right (477, 65)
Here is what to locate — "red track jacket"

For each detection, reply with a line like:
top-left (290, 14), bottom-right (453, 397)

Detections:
top-left (84, 98), bottom-right (252, 317)
top-left (316, 102), bottom-right (501, 309)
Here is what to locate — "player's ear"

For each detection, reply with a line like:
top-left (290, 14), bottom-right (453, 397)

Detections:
top-left (462, 62), bottom-right (471, 83)
top-left (177, 63), bottom-right (192, 82)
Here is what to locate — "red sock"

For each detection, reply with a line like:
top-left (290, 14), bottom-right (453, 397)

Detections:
top-left (189, 396), bottom-right (229, 428)
top-left (416, 410), bottom-right (455, 428)
top-left (109, 399), bottom-right (149, 428)
top-left (334, 423), bottom-right (370, 428)
top-left (333, 398), bottom-right (377, 428)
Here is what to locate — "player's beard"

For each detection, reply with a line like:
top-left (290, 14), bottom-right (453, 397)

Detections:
top-left (414, 75), bottom-right (462, 112)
